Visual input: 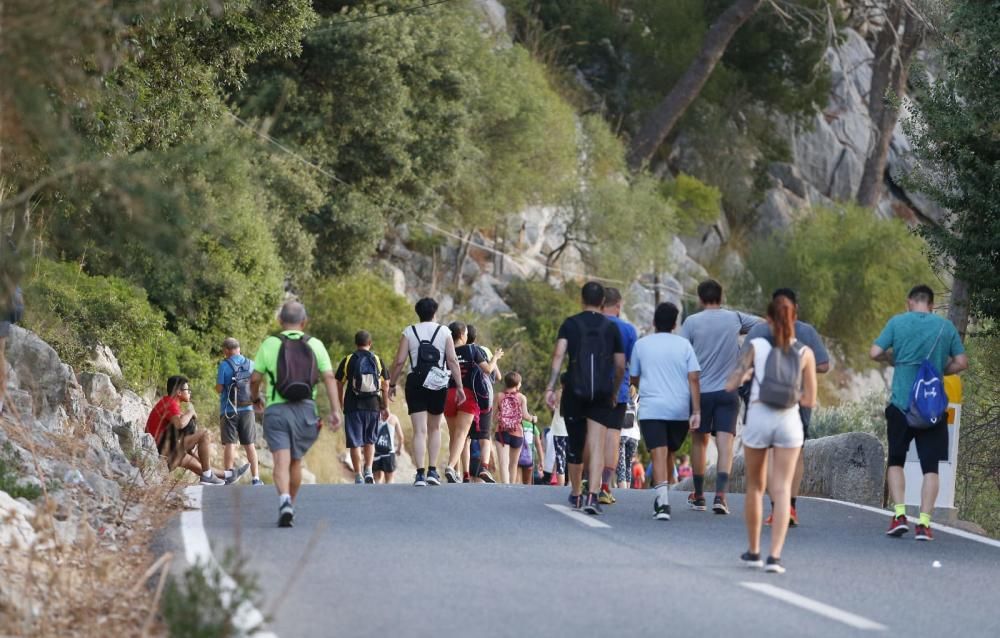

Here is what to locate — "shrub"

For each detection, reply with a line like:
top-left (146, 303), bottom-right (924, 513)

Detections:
top-left (809, 392), bottom-right (888, 447)
top-left (21, 259), bottom-right (204, 390)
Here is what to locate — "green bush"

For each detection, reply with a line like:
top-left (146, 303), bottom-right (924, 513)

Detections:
top-left (21, 259), bottom-right (203, 390)
top-left (809, 392), bottom-right (888, 447)
top-left (301, 272), bottom-right (413, 365)
top-left (747, 204), bottom-right (937, 367)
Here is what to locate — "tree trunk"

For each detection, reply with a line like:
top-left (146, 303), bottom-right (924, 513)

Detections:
top-left (948, 277), bottom-right (970, 343)
top-left (857, 3), bottom-right (925, 208)
top-left (626, 0), bottom-right (764, 171)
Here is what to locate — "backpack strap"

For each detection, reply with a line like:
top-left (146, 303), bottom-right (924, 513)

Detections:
top-left (429, 325), bottom-right (444, 367)
top-left (925, 325), bottom-right (945, 360)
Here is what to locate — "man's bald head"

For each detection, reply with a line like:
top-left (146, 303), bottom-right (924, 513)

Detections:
top-left (279, 301), bottom-right (308, 329)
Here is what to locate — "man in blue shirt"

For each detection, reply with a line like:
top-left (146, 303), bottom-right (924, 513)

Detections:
top-left (600, 287), bottom-right (638, 505)
top-left (870, 285), bottom-right (967, 541)
top-left (215, 337), bottom-right (258, 485)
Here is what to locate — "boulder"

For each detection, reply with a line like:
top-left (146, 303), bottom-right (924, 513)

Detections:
top-left (377, 260), bottom-right (408, 297)
top-left (467, 275), bottom-right (512, 316)
top-left (88, 343), bottom-right (123, 380)
top-left (78, 372), bottom-right (120, 411)
top-left (754, 187), bottom-right (810, 235)
top-left (0, 490), bottom-right (36, 549)
top-left (4, 326), bottom-right (81, 425)
top-left (473, 0), bottom-right (507, 35)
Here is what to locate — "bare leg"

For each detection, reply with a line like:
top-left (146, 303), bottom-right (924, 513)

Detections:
top-left (716, 431), bottom-right (735, 475)
top-left (411, 411), bottom-right (428, 470)
top-left (768, 447), bottom-right (799, 559)
top-left (363, 444), bottom-right (375, 471)
top-left (179, 455), bottom-right (204, 477)
top-left (651, 446), bottom-right (670, 486)
top-left (920, 472), bottom-right (940, 515)
top-left (791, 448), bottom-right (805, 499)
top-left (448, 412), bottom-right (475, 469)
top-left (480, 437), bottom-right (493, 472)
top-left (665, 449), bottom-right (677, 485)
top-left (289, 458), bottom-right (304, 501)
top-left (691, 432), bottom-right (709, 489)
top-left (498, 444), bottom-right (510, 484)
top-left (586, 420), bottom-right (605, 495)
top-left (244, 444), bottom-right (259, 478)
top-left (520, 466), bottom-right (532, 485)
top-left (374, 470), bottom-right (385, 484)
top-left (508, 446), bottom-right (519, 484)
top-left (427, 413), bottom-right (443, 469)
top-left (568, 462), bottom-right (583, 496)
top-left (743, 446), bottom-right (768, 555)
top-left (272, 449), bottom-right (291, 496)
top-left (604, 426), bottom-right (621, 488)
top-left (887, 465), bottom-right (906, 507)
top-left (462, 439), bottom-right (472, 478)
top-left (384, 472), bottom-right (394, 484)
top-left (224, 443), bottom-right (235, 472)
top-left (349, 447), bottom-right (363, 475)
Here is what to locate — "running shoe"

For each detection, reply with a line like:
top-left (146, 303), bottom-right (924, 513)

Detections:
top-left (200, 474), bottom-right (225, 486)
top-left (765, 556), bottom-right (785, 574)
top-left (426, 469), bottom-right (442, 486)
top-left (886, 514), bottom-right (909, 537)
top-left (712, 494), bottom-right (730, 515)
top-left (251, 478), bottom-right (264, 486)
top-left (653, 498), bottom-right (671, 521)
top-left (444, 466), bottom-right (460, 484)
top-left (568, 493), bottom-right (583, 509)
top-left (688, 492), bottom-right (706, 511)
top-left (364, 471), bottom-right (375, 484)
top-left (354, 474), bottom-right (364, 484)
top-left (582, 493), bottom-right (603, 516)
top-left (740, 551), bottom-right (763, 568)
top-left (414, 471), bottom-right (427, 487)
top-left (914, 524), bottom-right (934, 541)
top-left (462, 476), bottom-right (471, 484)
top-left (278, 501), bottom-right (294, 528)
top-left (764, 513), bottom-right (773, 526)
top-left (478, 468), bottom-right (496, 484)
top-left (225, 463), bottom-right (250, 485)
top-left (598, 489), bottom-right (615, 505)
top-left (789, 505), bottom-right (799, 527)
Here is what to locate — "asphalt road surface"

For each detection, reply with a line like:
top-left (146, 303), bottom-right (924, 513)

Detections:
top-left (166, 484), bottom-right (1000, 637)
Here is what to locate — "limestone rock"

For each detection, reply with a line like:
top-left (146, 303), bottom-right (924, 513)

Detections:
top-left (88, 343), bottom-right (123, 380)
top-left (473, 0), bottom-right (507, 35)
top-left (78, 372), bottom-right (120, 411)
top-left (467, 275), bottom-right (512, 316)
top-left (0, 490), bottom-right (36, 549)
top-left (4, 326), bottom-right (79, 425)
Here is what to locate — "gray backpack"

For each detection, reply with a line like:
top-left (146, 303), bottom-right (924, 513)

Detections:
top-left (757, 341), bottom-right (805, 409)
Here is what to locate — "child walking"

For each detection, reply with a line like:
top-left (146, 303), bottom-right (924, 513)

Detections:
top-left (495, 372), bottom-right (536, 484)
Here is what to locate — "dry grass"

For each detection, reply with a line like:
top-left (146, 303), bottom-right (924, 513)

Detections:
top-left (0, 409), bottom-right (187, 637)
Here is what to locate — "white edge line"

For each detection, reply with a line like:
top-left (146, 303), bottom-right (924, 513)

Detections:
top-left (181, 486), bottom-right (279, 638)
top-left (806, 497), bottom-right (1000, 549)
top-left (741, 582), bottom-right (887, 631)
top-left (545, 503), bottom-right (612, 529)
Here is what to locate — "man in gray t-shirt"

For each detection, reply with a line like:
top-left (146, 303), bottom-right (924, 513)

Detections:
top-left (744, 288), bottom-right (830, 527)
top-left (680, 279), bottom-right (761, 514)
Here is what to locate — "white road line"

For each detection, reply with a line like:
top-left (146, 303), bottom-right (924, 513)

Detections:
top-left (181, 486), bottom-right (278, 638)
top-left (808, 497), bottom-right (1000, 549)
top-left (741, 582), bottom-right (888, 631)
top-left (545, 504), bottom-right (612, 529)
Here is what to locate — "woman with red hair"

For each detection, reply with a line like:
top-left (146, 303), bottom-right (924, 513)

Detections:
top-left (726, 296), bottom-right (817, 573)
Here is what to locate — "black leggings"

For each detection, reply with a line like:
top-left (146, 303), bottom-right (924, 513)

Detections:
top-left (565, 416), bottom-right (587, 465)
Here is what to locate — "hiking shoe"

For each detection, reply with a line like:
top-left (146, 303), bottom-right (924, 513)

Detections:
top-left (598, 489), bottom-right (615, 505)
top-left (914, 524), bottom-right (934, 541)
top-left (278, 502), bottom-right (294, 528)
top-left (225, 463), bottom-right (250, 485)
top-left (789, 505), bottom-right (799, 527)
top-left (251, 478), bottom-right (264, 486)
top-left (426, 469), bottom-right (442, 486)
top-left (201, 474), bottom-right (225, 486)
top-left (478, 468), bottom-right (496, 484)
top-left (582, 493), bottom-right (603, 516)
top-left (653, 499), bottom-right (671, 521)
top-left (414, 472), bottom-right (427, 487)
top-left (568, 493), bottom-right (583, 509)
top-left (688, 492), bottom-right (706, 511)
top-left (765, 556), bottom-right (785, 574)
top-left (712, 494), bottom-right (730, 515)
top-left (364, 471), bottom-right (375, 484)
top-left (886, 514), bottom-right (909, 537)
top-left (354, 474), bottom-right (365, 484)
top-left (444, 466), bottom-right (460, 484)
top-left (741, 551), bottom-right (763, 568)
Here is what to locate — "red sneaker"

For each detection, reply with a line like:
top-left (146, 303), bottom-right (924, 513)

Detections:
top-left (764, 513), bottom-right (773, 526)
top-left (886, 514), bottom-right (909, 537)
top-left (789, 506), bottom-right (799, 528)
top-left (914, 524), bottom-right (934, 541)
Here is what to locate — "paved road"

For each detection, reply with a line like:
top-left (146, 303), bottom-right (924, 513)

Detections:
top-left (167, 485), bottom-right (1000, 637)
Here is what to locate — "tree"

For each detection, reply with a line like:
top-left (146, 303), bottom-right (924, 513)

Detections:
top-left (626, 0), bottom-right (765, 170)
top-left (906, 0), bottom-right (1000, 334)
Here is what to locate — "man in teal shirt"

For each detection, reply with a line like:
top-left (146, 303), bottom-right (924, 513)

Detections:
top-left (870, 285), bottom-right (967, 541)
top-left (251, 301), bottom-right (342, 528)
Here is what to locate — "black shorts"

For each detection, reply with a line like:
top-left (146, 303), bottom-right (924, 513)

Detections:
top-left (561, 393), bottom-right (618, 428)
top-left (470, 410), bottom-right (492, 440)
top-left (220, 411), bottom-right (256, 446)
top-left (639, 419), bottom-right (689, 452)
top-left (886, 404), bottom-right (948, 474)
top-left (697, 390), bottom-right (740, 436)
top-left (495, 431), bottom-right (523, 448)
top-left (373, 454), bottom-right (397, 474)
top-left (405, 373), bottom-right (447, 416)
top-left (604, 403), bottom-right (627, 430)
top-left (799, 406), bottom-right (813, 440)
top-left (345, 410), bottom-right (379, 448)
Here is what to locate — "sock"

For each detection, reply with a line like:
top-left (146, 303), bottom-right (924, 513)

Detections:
top-left (356, 473), bottom-right (363, 480)
top-left (693, 475), bottom-right (704, 495)
top-left (655, 482), bottom-right (670, 503)
top-left (790, 497), bottom-right (797, 508)
top-left (224, 469), bottom-right (233, 479)
top-left (280, 493), bottom-right (291, 505)
top-left (919, 512), bottom-right (931, 527)
top-left (716, 472), bottom-right (729, 494)
top-left (202, 470), bottom-right (213, 479)
top-left (894, 503), bottom-right (906, 518)
top-left (364, 465), bottom-right (372, 475)
top-left (252, 475), bottom-right (260, 481)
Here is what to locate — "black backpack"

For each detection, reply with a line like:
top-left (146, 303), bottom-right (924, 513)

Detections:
top-left (273, 334), bottom-right (320, 402)
top-left (347, 350), bottom-right (382, 399)
top-left (224, 357), bottom-right (254, 410)
top-left (568, 315), bottom-right (616, 401)
top-left (374, 420), bottom-right (393, 457)
top-left (410, 325), bottom-right (444, 380)
top-left (470, 346), bottom-right (493, 411)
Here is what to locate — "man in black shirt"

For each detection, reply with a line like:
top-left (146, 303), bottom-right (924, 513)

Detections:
top-left (545, 281), bottom-right (625, 515)
top-left (335, 330), bottom-right (390, 484)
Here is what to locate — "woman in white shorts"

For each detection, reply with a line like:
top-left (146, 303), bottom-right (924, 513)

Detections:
top-left (726, 296), bottom-right (816, 574)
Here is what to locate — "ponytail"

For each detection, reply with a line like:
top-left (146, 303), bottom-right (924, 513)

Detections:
top-left (767, 296), bottom-right (797, 350)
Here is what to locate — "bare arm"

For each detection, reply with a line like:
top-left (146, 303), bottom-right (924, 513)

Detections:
top-left (612, 352), bottom-right (626, 407)
top-left (688, 371), bottom-right (701, 431)
top-left (322, 370), bottom-right (342, 430)
top-left (444, 335), bottom-right (465, 402)
top-left (388, 334), bottom-right (409, 400)
top-left (393, 418), bottom-right (404, 454)
top-left (630, 375), bottom-right (640, 393)
top-left (544, 338), bottom-right (568, 409)
top-left (251, 371), bottom-right (266, 412)
top-left (520, 394), bottom-right (536, 423)
top-left (800, 348), bottom-right (818, 409)
top-left (869, 344), bottom-right (893, 364)
top-left (725, 346), bottom-right (755, 392)
top-left (944, 353), bottom-right (969, 375)
top-left (214, 384), bottom-right (224, 395)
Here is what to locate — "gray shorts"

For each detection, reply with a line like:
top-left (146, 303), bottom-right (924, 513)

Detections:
top-left (0, 321), bottom-right (10, 338)
top-left (221, 411), bottom-right (256, 446)
top-left (263, 401), bottom-right (320, 460)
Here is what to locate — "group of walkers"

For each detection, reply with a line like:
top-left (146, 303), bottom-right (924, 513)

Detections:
top-left (144, 274), bottom-right (968, 571)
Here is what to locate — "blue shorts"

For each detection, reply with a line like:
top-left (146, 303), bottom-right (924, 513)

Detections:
top-left (345, 410), bottom-right (379, 448)
top-left (697, 390), bottom-right (739, 436)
